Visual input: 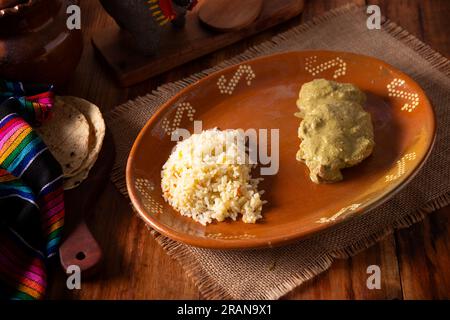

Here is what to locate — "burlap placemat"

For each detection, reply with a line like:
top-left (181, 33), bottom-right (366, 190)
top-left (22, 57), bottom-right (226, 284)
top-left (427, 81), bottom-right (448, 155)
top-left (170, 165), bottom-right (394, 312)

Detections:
top-left (105, 4), bottom-right (450, 299)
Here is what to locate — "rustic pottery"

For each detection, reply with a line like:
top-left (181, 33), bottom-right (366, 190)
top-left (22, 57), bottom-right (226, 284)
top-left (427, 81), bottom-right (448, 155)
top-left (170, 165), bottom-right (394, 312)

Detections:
top-left (99, 0), bottom-right (197, 56)
top-left (126, 51), bottom-right (436, 249)
top-left (0, 0), bottom-right (83, 85)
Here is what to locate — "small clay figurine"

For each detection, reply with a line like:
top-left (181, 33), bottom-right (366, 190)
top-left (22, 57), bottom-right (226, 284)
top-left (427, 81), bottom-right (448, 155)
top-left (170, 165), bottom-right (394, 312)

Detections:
top-left (100, 0), bottom-right (197, 56)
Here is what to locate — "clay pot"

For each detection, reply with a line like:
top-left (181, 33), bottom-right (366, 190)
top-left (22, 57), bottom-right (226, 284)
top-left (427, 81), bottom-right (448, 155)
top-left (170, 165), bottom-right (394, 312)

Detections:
top-left (0, 0), bottom-right (83, 85)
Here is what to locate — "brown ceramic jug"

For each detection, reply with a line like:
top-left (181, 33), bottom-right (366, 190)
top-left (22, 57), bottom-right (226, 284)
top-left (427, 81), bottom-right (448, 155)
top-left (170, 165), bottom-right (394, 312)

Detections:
top-left (0, 0), bottom-right (83, 85)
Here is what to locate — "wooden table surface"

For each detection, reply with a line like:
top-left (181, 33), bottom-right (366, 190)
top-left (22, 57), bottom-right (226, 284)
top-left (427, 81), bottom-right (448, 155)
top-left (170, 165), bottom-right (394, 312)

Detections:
top-left (47, 0), bottom-right (450, 299)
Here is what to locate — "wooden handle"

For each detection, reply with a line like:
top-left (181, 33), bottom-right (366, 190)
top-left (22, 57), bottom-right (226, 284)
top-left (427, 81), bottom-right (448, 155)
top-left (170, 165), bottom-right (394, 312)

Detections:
top-left (59, 220), bottom-right (102, 275)
top-left (59, 132), bottom-right (114, 275)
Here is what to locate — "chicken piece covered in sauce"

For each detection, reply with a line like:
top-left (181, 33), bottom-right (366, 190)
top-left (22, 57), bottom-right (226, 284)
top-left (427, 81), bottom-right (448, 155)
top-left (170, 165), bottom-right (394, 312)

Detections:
top-left (295, 79), bottom-right (374, 183)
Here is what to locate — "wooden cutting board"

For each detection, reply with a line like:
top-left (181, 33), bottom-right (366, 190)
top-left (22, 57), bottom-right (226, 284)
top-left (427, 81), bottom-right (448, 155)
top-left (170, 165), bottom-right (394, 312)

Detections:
top-left (92, 0), bottom-right (304, 87)
top-left (59, 130), bottom-right (115, 275)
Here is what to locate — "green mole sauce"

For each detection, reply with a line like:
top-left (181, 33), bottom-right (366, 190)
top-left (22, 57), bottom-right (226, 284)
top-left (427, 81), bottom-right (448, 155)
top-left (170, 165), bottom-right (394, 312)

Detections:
top-left (295, 79), bottom-right (375, 183)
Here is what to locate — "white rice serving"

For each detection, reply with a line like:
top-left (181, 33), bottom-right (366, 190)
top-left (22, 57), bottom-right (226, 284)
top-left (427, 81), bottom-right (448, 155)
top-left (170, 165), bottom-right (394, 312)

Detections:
top-left (161, 128), bottom-right (265, 225)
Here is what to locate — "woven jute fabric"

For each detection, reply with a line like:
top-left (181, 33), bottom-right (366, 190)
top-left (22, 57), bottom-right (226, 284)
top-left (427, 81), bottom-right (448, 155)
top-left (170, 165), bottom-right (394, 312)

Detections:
top-left (105, 5), bottom-right (450, 299)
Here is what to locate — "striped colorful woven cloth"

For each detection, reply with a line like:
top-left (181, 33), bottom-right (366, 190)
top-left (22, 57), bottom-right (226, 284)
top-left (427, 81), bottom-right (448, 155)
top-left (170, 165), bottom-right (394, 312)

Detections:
top-left (0, 80), bottom-right (64, 300)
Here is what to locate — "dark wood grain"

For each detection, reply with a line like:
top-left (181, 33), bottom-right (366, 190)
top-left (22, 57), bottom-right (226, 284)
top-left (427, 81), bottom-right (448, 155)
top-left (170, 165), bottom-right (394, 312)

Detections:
top-left (393, 0), bottom-right (450, 300)
top-left (47, 0), bottom-right (450, 299)
top-left (92, 0), bottom-right (304, 87)
top-left (395, 213), bottom-right (450, 299)
top-left (283, 235), bottom-right (402, 299)
top-left (419, 0), bottom-right (450, 58)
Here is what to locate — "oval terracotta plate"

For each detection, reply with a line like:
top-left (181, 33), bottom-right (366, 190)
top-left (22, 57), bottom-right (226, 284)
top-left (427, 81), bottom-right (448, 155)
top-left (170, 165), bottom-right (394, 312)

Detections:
top-left (126, 51), bottom-right (436, 249)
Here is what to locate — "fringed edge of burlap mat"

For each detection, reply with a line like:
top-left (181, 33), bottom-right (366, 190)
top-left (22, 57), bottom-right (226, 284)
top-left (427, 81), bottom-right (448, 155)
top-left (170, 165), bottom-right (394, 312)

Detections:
top-left (106, 4), bottom-right (450, 299)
